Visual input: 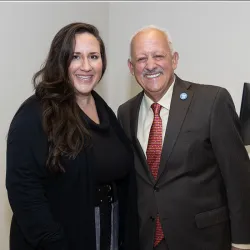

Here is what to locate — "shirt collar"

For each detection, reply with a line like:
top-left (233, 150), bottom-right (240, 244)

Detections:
top-left (143, 75), bottom-right (176, 111)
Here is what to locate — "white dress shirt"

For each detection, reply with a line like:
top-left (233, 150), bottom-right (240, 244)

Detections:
top-left (136, 76), bottom-right (250, 249)
top-left (137, 77), bottom-right (175, 156)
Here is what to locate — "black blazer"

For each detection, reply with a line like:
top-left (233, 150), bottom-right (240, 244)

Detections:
top-left (6, 92), bottom-right (139, 250)
top-left (118, 75), bottom-right (250, 250)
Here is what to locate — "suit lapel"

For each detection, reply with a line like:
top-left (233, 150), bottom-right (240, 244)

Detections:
top-left (130, 92), bottom-right (155, 185)
top-left (157, 76), bottom-right (193, 180)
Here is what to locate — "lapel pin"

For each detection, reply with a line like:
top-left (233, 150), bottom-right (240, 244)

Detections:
top-left (180, 92), bottom-right (188, 100)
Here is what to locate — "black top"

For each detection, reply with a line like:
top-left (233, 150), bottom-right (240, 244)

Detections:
top-left (81, 93), bottom-right (131, 184)
top-left (6, 91), bottom-right (139, 250)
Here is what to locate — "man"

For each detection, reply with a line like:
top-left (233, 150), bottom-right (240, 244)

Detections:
top-left (117, 26), bottom-right (250, 250)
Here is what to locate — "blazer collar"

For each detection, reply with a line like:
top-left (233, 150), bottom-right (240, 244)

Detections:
top-left (157, 75), bottom-right (193, 180)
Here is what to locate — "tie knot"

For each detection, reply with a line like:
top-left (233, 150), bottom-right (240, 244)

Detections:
top-left (151, 103), bottom-right (162, 115)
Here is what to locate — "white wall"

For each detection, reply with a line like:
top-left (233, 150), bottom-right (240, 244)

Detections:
top-left (107, 2), bottom-right (250, 114)
top-left (0, 2), bottom-right (109, 249)
top-left (2, 2), bottom-right (250, 249)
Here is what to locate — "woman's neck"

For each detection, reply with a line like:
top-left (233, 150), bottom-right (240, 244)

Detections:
top-left (76, 93), bottom-right (100, 124)
top-left (76, 93), bottom-right (94, 110)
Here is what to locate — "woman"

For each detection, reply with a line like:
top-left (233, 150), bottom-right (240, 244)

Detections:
top-left (6, 22), bottom-right (139, 250)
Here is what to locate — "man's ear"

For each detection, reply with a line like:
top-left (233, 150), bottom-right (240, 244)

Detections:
top-left (172, 52), bottom-right (179, 70)
top-left (128, 59), bottom-right (135, 75)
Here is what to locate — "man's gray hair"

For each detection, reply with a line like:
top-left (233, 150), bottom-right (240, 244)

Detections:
top-left (129, 25), bottom-right (175, 59)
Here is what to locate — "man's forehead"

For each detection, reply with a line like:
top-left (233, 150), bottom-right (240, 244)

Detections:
top-left (133, 28), bottom-right (168, 42)
top-left (131, 30), bottom-right (169, 54)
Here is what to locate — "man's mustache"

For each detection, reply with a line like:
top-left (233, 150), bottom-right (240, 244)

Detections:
top-left (142, 69), bottom-right (163, 77)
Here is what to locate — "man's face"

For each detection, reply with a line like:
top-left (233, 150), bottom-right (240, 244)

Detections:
top-left (128, 29), bottom-right (179, 102)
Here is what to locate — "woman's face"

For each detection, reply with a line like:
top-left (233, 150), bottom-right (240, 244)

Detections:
top-left (68, 32), bottom-right (103, 97)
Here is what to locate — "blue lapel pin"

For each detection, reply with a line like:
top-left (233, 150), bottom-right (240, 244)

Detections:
top-left (180, 92), bottom-right (188, 100)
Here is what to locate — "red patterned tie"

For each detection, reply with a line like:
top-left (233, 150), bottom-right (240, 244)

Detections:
top-left (146, 103), bottom-right (164, 247)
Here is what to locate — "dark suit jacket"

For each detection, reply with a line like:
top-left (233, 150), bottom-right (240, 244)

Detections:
top-left (6, 92), bottom-right (139, 250)
top-left (118, 75), bottom-right (250, 250)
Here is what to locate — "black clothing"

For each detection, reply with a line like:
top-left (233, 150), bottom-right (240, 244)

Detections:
top-left (80, 93), bottom-right (131, 184)
top-left (6, 91), bottom-right (139, 250)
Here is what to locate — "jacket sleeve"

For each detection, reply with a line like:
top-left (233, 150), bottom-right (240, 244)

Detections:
top-left (118, 162), bottom-right (140, 250)
top-left (6, 106), bottom-right (66, 250)
top-left (117, 105), bottom-right (140, 250)
top-left (117, 105), bottom-right (129, 136)
top-left (210, 87), bottom-right (250, 244)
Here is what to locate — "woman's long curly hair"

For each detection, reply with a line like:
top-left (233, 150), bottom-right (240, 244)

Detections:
top-left (33, 22), bottom-right (107, 173)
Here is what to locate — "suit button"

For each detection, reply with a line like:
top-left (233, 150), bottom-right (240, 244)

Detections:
top-left (150, 216), bottom-right (155, 221)
top-left (119, 240), bottom-right (124, 247)
top-left (154, 186), bottom-right (159, 192)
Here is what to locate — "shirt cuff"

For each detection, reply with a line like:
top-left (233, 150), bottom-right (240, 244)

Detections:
top-left (232, 243), bottom-right (250, 249)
